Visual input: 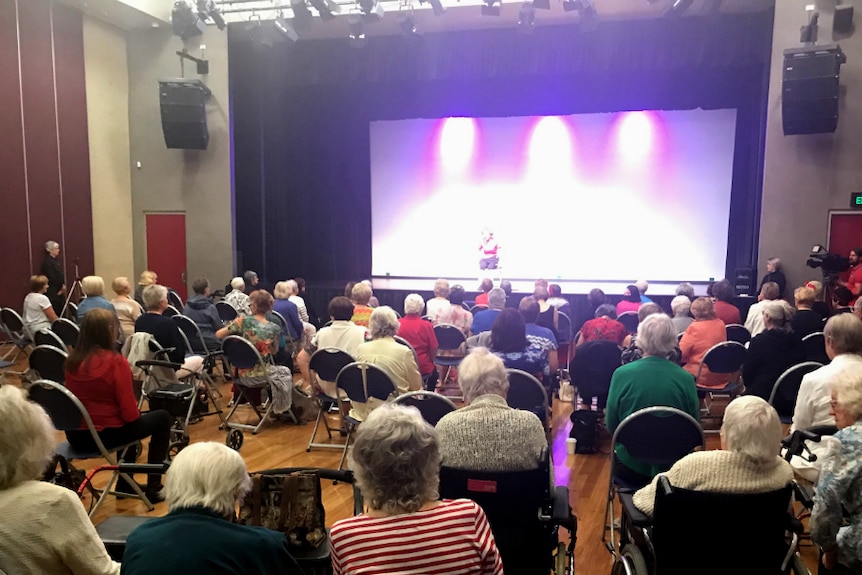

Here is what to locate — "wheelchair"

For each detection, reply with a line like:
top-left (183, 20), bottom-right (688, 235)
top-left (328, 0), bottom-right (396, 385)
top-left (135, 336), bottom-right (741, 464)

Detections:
top-left (609, 474), bottom-right (811, 575)
top-left (439, 447), bottom-right (577, 575)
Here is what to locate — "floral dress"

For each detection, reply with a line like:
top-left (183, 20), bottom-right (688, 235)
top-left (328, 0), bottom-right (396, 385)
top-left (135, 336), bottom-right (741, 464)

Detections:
top-left (225, 316), bottom-right (283, 378)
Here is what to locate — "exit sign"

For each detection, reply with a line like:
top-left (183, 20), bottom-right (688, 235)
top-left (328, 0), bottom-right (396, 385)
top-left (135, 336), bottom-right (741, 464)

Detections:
top-left (852, 193), bottom-right (862, 208)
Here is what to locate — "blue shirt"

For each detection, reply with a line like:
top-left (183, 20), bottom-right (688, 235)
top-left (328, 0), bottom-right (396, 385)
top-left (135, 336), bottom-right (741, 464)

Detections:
top-left (76, 296), bottom-right (116, 324)
top-left (471, 309), bottom-right (501, 334)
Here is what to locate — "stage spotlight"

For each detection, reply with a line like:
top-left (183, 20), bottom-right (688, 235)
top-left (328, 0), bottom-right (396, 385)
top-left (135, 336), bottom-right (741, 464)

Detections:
top-left (274, 16), bottom-right (299, 42)
top-left (664, 0), bottom-right (693, 17)
top-left (418, 0), bottom-right (446, 16)
top-left (348, 15), bottom-right (367, 46)
top-left (172, 1), bottom-right (206, 40)
top-left (398, 15), bottom-right (420, 35)
top-left (481, 0), bottom-right (501, 17)
top-left (359, 0), bottom-right (385, 21)
top-left (195, 0), bottom-right (226, 30)
top-left (562, 0), bottom-right (596, 24)
top-left (248, 21), bottom-right (274, 52)
top-left (290, 0), bottom-right (314, 31)
top-left (518, 2), bottom-right (535, 33)
top-left (308, 0), bottom-right (340, 20)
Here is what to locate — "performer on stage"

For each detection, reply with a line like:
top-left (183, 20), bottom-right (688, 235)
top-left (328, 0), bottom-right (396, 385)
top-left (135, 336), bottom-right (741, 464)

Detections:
top-left (478, 228), bottom-right (500, 271)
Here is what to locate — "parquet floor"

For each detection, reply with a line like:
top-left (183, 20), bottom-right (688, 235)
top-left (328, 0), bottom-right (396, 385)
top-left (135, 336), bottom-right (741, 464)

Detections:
top-left (2, 351), bottom-right (820, 574)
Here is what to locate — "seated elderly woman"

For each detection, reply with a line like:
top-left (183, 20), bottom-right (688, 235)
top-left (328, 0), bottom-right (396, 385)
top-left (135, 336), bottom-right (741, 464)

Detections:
top-left (741, 300), bottom-right (806, 400)
top-left (433, 284), bottom-right (473, 337)
top-left (810, 369), bottom-right (862, 572)
top-left (670, 295), bottom-right (693, 335)
top-left (475, 277), bottom-right (494, 307)
top-left (76, 275), bottom-right (117, 323)
top-left (0, 385), bottom-right (120, 575)
top-left (436, 347), bottom-right (548, 472)
top-left (632, 396), bottom-right (793, 516)
top-left (135, 285), bottom-right (204, 377)
top-left (397, 294), bottom-right (439, 390)
top-left (620, 303), bottom-right (681, 365)
top-left (680, 297), bottom-right (730, 388)
top-left (712, 279), bottom-right (742, 325)
top-left (134, 270), bottom-right (157, 307)
top-left (352, 306), bottom-right (423, 421)
top-left (792, 286), bottom-right (824, 339)
top-left (350, 282), bottom-right (374, 327)
top-left (121, 442), bottom-right (303, 574)
top-left (607, 314), bottom-right (701, 487)
top-left (22, 274), bottom-right (59, 339)
top-left (216, 289), bottom-right (295, 416)
top-left (330, 404), bottom-right (503, 574)
top-left (224, 277), bottom-right (251, 315)
top-left (468, 308), bottom-right (549, 377)
top-left (111, 276), bottom-right (142, 339)
top-left (426, 278), bottom-right (451, 319)
top-left (576, 303), bottom-right (628, 347)
top-left (272, 280), bottom-right (305, 345)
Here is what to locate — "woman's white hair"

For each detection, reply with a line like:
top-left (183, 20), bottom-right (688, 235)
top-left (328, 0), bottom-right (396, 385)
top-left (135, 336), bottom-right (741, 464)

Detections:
top-left (349, 404), bottom-right (441, 515)
top-left (45, 240), bottom-right (59, 251)
top-left (230, 277), bottom-right (245, 290)
top-left (164, 442), bottom-right (252, 517)
top-left (458, 347), bottom-right (509, 403)
top-left (368, 306), bottom-right (399, 339)
top-left (762, 300), bottom-right (794, 332)
top-left (81, 275), bottom-right (105, 297)
top-left (285, 279), bottom-right (299, 295)
top-left (0, 386), bottom-right (55, 490)
top-left (670, 295), bottom-right (691, 318)
top-left (635, 279), bottom-right (649, 295)
top-left (830, 369), bottom-right (862, 423)
top-left (273, 281), bottom-right (291, 299)
top-left (433, 279), bottom-right (450, 298)
top-left (767, 257), bottom-right (782, 271)
top-left (403, 293), bottom-right (425, 316)
top-left (636, 313), bottom-right (677, 357)
top-left (142, 284), bottom-right (168, 311)
top-left (721, 396), bottom-right (782, 463)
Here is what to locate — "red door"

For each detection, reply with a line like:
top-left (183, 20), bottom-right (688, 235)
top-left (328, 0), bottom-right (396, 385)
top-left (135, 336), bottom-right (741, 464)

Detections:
top-left (829, 212), bottom-right (862, 259)
top-left (146, 213), bottom-right (187, 301)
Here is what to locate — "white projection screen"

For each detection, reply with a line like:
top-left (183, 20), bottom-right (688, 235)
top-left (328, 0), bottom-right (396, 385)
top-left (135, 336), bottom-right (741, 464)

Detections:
top-left (370, 109), bottom-right (737, 285)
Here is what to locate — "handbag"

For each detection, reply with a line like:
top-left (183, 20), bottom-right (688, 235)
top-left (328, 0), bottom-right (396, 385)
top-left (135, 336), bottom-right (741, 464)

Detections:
top-left (238, 470), bottom-right (327, 550)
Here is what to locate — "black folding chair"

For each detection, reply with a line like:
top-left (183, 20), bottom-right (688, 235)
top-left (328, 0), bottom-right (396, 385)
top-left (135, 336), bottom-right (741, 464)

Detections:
top-left (172, 314), bottom-right (226, 399)
top-left (306, 348), bottom-right (355, 453)
top-left (167, 289), bottom-right (184, 311)
top-left (216, 301), bottom-right (238, 323)
top-left (162, 305), bottom-right (180, 318)
top-left (695, 340), bottom-right (747, 420)
top-left (570, 339), bottom-right (621, 412)
top-left (28, 344), bottom-right (68, 384)
top-left (801, 331), bottom-right (828, 364)
top-left (506, 368), bottom-right (550, 429)
top-left (391, 391), bottom-right (457, 426)
top-left (725, 323), bottom-right (751, 346)
top-left (1, 307), bottom-right (32, 375)
top-left (768, 361), bottom-right (823, 425)
top-left (52, 318), bottom-right (80, 348)
top-left (221, 335), bottom-right (278, 440)
top-left (617, 311), bottom-right (639, 335)
top-left (34, 328), bottom-right (68, 353)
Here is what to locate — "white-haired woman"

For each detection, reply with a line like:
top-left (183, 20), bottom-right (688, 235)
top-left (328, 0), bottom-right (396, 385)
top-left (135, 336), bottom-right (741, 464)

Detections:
top-left (273, 281), bottom-right (308, 349)
top-left (633, 395), bottom-right (793, 516)
top-left (426, 278), bottom-right (451, 320)
top-left (352, 306), bottom-right (423, 421)
top-left (75, 275), bottom-right (116, 323)
top-left (436, 347), bottom-right (548, 472)
top-left (620, 303), bottom-right (681, 365)
top-left (741, 300), bottom-right (806, 400)
top-left (330, 404), bottom-right (503, 575)
top-left (759, 257), bottom-right (787, 300)
top-left (607, 314), bottom-right (701, 487)
top-left (224, 277), bottom-right (251, 315)
top-left (350, 283), bottom-right (374, 327)
top-left (397, 293), bottom-right (439, 390)
top-left (670, 295), bottom-right (693, 334)
top-left (283, 279), bottom-right (309, 323)
top-left (136, 285), bottom-right (204, 376)
top-left (0, 385), bottom-right (120, 575)
top-left (111, 276), bottom-right (142, 339)
top-left (810, 370), bottom-right (862, 572)
top-left (121, 442), bottom-right (303, 574)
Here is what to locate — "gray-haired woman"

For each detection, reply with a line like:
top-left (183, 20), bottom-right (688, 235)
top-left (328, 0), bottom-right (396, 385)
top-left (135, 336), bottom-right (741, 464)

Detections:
top-left (741, 300), bottom-right (806, 400)
top-left (330, 404), bottom-right (503, 575)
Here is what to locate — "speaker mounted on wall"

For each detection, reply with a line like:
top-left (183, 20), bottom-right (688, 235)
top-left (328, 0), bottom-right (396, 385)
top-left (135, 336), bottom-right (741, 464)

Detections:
top-left (159, 78), bottom-right (211, 150)
top-left (781, 44), bottom-right (846, 136)
top-left (833, 5), bottom-right (854, 36)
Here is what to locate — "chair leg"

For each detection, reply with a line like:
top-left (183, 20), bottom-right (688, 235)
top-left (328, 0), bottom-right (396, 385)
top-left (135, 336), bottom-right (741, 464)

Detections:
top-left (338, 425), bottom-right (354, 471)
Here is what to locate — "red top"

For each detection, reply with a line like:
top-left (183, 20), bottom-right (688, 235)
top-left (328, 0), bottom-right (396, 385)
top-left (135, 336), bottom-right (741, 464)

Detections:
top-left (64, 349), bottom-right (140, 430)
top-left (713, 300), bottom-right (741, 325)
top-left (847, 264), bottom-right (862, 305)
top-left (397, 315), bottom-right (439, 375)
top-left (475, 293), bottom-right (489, 306)
top-left (580, 317), bottom-right (627, 345)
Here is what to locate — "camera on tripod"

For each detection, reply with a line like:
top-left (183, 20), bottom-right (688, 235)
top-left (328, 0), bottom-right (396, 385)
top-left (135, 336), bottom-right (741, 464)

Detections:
top-left (806, 244), bottom-right (850, 281)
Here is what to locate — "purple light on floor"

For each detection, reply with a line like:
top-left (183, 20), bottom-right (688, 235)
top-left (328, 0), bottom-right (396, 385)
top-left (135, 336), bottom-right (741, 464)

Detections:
top-left (615, 111), bottom-right (656, 165)
top-left (438, 117), bottom-right (476, 174)
top-left (527, 116), bottom-right (573, 175)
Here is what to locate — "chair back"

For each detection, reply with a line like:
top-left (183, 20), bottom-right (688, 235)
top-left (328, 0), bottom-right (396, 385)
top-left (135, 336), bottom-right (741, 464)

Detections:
top-left (617, 311), bottom-right (639, 334)
top-left (167, 289), bottom-right (184, 310)
top-left (28, 378), bottom-right (90, 431)
top-left (392, 391), bottom-right (457, 426)
top-left (1, 307), bottom-right (27, 337)
top-left (768, 361), bottom-right (823, 422)
top-left (801, 331), bottom-right (828, 364)
top-left (393, 335), bottom-right (420, 367)
top-left (309, 348), bottom-right (355, 384)
top-left (699, 340), bottom-right (747, 376)
top-left (470, 304), bottom-right (488, 315)
top-left (34, 329), bottom-right (68, 353)
top-left (270, 310), bottom-right (287, 331)
top-left (725, 323), bottom-right (751, 345)
top-left (651, 476), bottom-right (794, 574)
top-left (221, 335), bottom-right (265, 371)
top-left (64, 302), bottom-right (78, 322)
top-left (52, 318), bottom-right (80, 348)
top-left (434, 323), bottom-right (466, 352)
top-left (505, 369), bottom-right (549, 423)
top-left (216, 301), bottom-right (238, 323)
top-left (569, 340), bottom-right (621, 409)
top-left (28, 345), bottom-right (68, 384)
top-left (162, 305), bottom-right (180, 318)
top-left (556, 311), bottom-right (573, 344)
top-left (172, 314), bottom-right (208, 355)
top-left (335, 361), bottom-right (397, 403)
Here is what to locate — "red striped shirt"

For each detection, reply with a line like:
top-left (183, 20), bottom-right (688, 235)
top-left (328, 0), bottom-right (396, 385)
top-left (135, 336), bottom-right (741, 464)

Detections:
top-left (330, 499), bottom-right (504, 575)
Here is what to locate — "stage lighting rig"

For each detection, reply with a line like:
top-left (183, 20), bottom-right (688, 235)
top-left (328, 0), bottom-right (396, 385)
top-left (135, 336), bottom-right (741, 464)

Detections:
top-left (274, 15), bottom-right (299, 41)
top-left (418, 0), bottom-right (446, 16)
top-left (800, 9), bottom-right (819, 44)
top-left (481, 0), bottom-right (501, 17)
top-left (665, 0), bottom-right (693, 17)
top-left (348, 15), bottom-right (367, 46)
top-left (518, 2), bottom-right (535, 33)
top-left (172, 1), bottom-right (206, 40)
top-left (308, 0), bottom-right (340, 21)
top-left (196, 0), bottom-right (226, 30)
top-left (563, 0), bottom-right (596, 26)
top-left (398, 14), bottom-right (420, 35)
top-left (359, 0), bottom-right (385, 21)
top-left (290, 0), bottom-right (314, 31)
top-left (532, 0), bottom-right (550, 11)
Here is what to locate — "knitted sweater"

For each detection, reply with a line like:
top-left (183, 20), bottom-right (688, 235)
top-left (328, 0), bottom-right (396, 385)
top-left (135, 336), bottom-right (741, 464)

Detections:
top-left (632, 450), bottom-right (793, 516)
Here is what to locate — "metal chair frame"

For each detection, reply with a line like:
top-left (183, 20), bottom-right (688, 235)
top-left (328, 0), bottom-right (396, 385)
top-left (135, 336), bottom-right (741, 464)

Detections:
top-left (171, 313), bottom-right (225, 402)
top-left (34, 329), bottom-right (69, 353)
top-left (28, 344), bottom-right (68, 384)
top-left (801, 331), bottom-right (828, 364)
top-left (51, 317), bottom-right (80, 348)
top-left (216, 301), bottom-right (238, 323)
top-left (391, 390), bottom-right (457, 426)
top-left (725, 323), bottom-right (751, 346)
top-left (433, 323), bottom-right (467, 400)
top-left (306, 348), bottom-right (355, 452)
top-left (221, 335), bottom-right (278, 435)
top-left (617, 311), bottom-right (639, 335)
top-left (694, 340), bottom-right (747, 421)
top-left (768, 361), bottom-right (824, 425)
top-left (505, 368), bottom-right (550, 429)
top-left (0, 307), bottom-right (32, 377)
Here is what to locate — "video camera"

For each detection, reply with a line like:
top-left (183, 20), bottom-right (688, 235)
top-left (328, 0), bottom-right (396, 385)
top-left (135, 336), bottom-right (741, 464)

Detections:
top-left (806, 244), bottom-right (850, 275)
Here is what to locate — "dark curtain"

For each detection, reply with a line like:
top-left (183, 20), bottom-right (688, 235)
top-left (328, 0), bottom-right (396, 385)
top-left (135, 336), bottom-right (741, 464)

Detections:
top-left (229, 9), bottom-right (774, 285)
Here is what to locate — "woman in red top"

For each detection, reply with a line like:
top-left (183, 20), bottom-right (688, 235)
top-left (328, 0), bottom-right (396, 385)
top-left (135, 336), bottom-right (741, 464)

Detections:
top-left (398, 294), bottom-right (439, 390)
top-left (679, 297), bottom-right (730, 388)
top-left (64, 308), bottom-right (172, 500)
top-left (475, 278), bottom-right (493, 307)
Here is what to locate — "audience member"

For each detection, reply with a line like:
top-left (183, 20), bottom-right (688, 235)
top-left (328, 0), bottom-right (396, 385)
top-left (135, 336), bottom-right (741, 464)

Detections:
top-left (518, 296), bottom-right (559, 376)
top-left (181, 278), bottom-right (223, 351)
top-left (22, 275), bottom-right (58, 339)
top-left (122, 442), bottom-right (302, 575)
top-left (432, 284), bottom-right (473, 337)
top-left (533, 285), bottom-right (559, 340)
top-left (547, 284), bottom-right (571, 316)
top-left (352, 307), bottom-right (422, 420)
top-left (621, 304), bottom-right (680, 365)
top-left (606, 314), bottom-right (700, 486)
top-left (500, 279), bottom-right (517, 309)
top-left (40, 240), bottom-right (65, 314)
top-left (426, 278), bottom-right (451, 319)
top-left (744, 281), bottom-right (780, 337)
top-left (242, 270), bottom-right (259, 294)
top-left (437, 347), bottom-right (548, 472)
top-left (485, 308), bottom-right (549, 377)
top-left (675, 282), bottom-right (696, 300)
top-left (66, 308), bottom-right (171, 501)
top-left (283, 279), bottom-right (309, 323)
top-left (111, 276), bottom-right (142, 339)
top-left (792, 286), bottom-right (824, 338)
top-left (272, 281), bottom-right (305, 344)
top-left (361, 279), bottom-right (380, 308)
top-left (224, 277), bottom-right (251, 314)
top-left (330, 404), bottom-right (503, 575)
top-left (350, 282), bottom-right (374, 327)
top-left (805, 280), bottom-right (832, 319)
top-left (475, 278), bottom-right (494, 307)
top-left (741, 301), bottom-right (805, 400)
top-left (0, 385), bottom-right (121, 575)
top-left (76, 276), bottom-right (117, 323)
top-left (759, 257), bottom-right (787, 299)
top-left (711, 279), bottom-right (742, 325)
top-left (616, 285), bottom-right (642, 316)
top-left (135, 270), bottom-right (158, 307)
top-left (810, 369), bottom-right (862, 573)
top-left (573, 288), bottom-right (606, 334)
top-left (838, 247), bottom-right (862, 307)
top-left (790, 314), bottom-right (862, 484)
top-left (635, 279), bottom-right (652, 304)
top-left (398, 294), bottom-right (439, 390)
top-left (576, 304), bottom-right (627, 346)
top-left (136, 285), bottom-right (204, 376)
top-left (344, 281), bottom-right (357, 302)
top-left (855, 298), bottom-right (862, 322)
top-left (471, 288), bottom-right (506, 334)
top-left (294, 277), bottom-right (321, 328)
top-left (670, 295), bottom-right (693, 334)
top-left (832, 286), bottom-right (854, 315)
top-left (633, 396), bottom-right (792, 516)
top-left (296, 296), bottom-right (367, 398)
top-left (680, 297), bottom-right (729, 388)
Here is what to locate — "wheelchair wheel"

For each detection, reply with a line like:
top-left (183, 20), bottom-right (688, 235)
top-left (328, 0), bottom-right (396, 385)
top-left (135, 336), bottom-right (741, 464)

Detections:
top-left (554, 541), bottom-right (573, 575)
top-left (788, 553), bottom-right (811, 575)
top-left (226, 429), bottom-right (244, 451)
top-left (612, 544), bottom-right (648, 575)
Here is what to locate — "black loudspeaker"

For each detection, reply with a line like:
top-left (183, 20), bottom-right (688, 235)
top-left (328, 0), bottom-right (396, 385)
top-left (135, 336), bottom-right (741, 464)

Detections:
top-left (733, 266), bottom-right (755, 297)
top-left (159, 79), bottom-right (211, 150)
top-left (781, 45), bottom-right (844, 136)
top-left (834, 5), bottom-right (854, 35)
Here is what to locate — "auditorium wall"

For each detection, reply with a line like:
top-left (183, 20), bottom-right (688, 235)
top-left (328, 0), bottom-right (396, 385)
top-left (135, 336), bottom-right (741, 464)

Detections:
top-left (761, 0), bottom-right (862, 293)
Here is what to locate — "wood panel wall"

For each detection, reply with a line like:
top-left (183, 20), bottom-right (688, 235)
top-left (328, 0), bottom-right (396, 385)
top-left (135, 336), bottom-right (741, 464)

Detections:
top-left (0, 0), bottom-right (93, 309)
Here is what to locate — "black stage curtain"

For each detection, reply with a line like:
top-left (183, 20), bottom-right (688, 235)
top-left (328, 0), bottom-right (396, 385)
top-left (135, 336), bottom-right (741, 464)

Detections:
top-left (229, 9), bottom-right (774, 286)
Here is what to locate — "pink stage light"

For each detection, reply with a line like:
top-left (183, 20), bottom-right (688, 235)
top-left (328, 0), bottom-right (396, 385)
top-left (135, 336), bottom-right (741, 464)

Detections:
top-left (527, 116), bottom-right (573, 173)
top-left (439, 117), bottom-right (476, 174)
top-left (615, 111), bottom-right (655, 165)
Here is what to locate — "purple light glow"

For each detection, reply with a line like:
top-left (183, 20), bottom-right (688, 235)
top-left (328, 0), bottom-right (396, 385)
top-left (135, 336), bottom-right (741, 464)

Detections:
top-left (527, 116), bottom-right (574, 175)
top-left (615, 111), bottom-right (656, 165)
top-left (438, 117), bottom-right (476, 174)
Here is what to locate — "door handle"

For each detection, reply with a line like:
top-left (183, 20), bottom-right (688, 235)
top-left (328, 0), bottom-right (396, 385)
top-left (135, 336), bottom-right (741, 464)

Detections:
top-left (181, 271), bottom-right (187, 284)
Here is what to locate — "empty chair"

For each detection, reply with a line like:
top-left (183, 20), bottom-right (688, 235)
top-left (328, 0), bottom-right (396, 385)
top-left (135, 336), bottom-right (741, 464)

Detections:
top-left (802, 331), bottom-right (828, 364)
top-left (216, 301), bottom-right (238, 323)
top-left (392, 391), bottom-right (457, 426)
top-left (33, 329), bottom-right (69, 353)
top-left (570, 339), bottom-right (621, 411)
top-left (1, 307), bottom-right (32, 373)
top-left (768, 361), bottom-right (823, 424)
top-left (166, 289), bottom-right (184, 311)
top-left (725, 323), bottom-right (751, 346)
top-left (28, 344), bottom-right (68, 384)
top-left (51, 318), bottom-right (80, 348)
top-left (505, 369), bottom-right (550, 427)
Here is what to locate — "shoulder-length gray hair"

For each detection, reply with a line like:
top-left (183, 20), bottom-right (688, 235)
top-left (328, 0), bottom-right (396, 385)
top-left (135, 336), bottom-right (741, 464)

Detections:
top-left (458, 347), bottom-right (509, 403)
top-left (636, 314), bottom-right (677, 357)
top-left (349, 404), bottom-right (441, 515)
top-left (164, 442), bottom-right (252, 517)
top-left (721, 396), bottom-right (783, 463)
top-left (368, 306), bottom-right (400, 339)
top-left (1, 386), bottom-right (55, 490)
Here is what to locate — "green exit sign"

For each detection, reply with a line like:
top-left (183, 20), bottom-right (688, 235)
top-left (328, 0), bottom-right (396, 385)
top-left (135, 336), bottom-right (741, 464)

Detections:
top-left (853, 193), bottom-right (862, 208)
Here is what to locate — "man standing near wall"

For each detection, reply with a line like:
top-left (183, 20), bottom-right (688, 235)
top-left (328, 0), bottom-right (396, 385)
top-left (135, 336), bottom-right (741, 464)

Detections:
top-left (40, 241), bottom-right (66, 315)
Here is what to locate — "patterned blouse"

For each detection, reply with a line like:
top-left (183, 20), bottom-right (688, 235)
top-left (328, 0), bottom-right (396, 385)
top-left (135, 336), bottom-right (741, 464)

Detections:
top-left (580, 317), bottom-right (627, 345)
top-left (433, 305), bottom-right (473, 337)
top-left (493, 342), bottom-right (548, 376)
top-left (225, 316), bottom-right (282, 378)
top-left (224, 290), bottom-right (251, 315)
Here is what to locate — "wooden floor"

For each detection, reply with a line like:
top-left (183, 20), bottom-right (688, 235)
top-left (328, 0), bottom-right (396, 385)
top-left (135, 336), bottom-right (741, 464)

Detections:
top-left (2, 352), bottom-right (820, 574)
